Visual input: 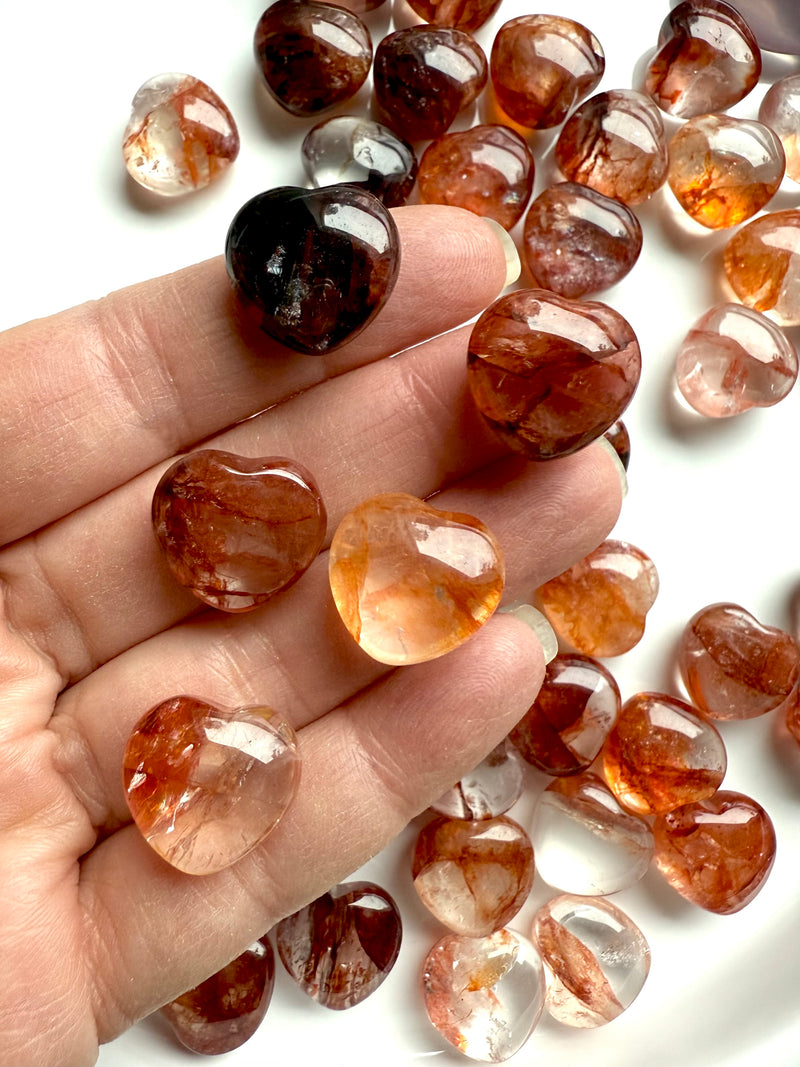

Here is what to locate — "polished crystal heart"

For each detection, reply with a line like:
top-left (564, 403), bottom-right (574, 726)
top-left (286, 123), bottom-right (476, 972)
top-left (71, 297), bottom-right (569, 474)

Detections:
top-left (123, 696), bottom-right (301, 875)
top-left (152, 449), bottom-right (326, 612)
top-left (328, 492), bottom-right (504, 665)
top-left (225, 186), bottom-right (401, 354)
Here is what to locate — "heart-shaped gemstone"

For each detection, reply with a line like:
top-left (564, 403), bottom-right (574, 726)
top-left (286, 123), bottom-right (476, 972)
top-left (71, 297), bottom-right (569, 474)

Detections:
top-left (225, 185), bottom-right (401, 354)
top-left (653, 790), bottom-right (776, 914)
top-left (152, 449), bottom-right (326, 612)
top-left (123, 696), bottom-right (301, 875)
top-left (275, 881), bottom-right (402, 1010)
top-left (328, 492), bottom-right (504, 665)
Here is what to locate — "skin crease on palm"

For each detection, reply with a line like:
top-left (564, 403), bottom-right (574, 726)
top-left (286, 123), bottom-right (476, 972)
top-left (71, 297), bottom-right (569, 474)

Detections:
top-left (0, 206), bottom-right (623, 1065)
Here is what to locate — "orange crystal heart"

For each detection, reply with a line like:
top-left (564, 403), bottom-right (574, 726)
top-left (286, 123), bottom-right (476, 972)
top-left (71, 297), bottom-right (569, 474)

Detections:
top-left (328, 492), bottom-right (504, 665)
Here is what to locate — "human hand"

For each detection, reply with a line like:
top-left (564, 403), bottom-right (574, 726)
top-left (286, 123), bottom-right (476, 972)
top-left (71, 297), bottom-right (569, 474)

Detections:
top-left (0, 206), bottom-right (622, 1065)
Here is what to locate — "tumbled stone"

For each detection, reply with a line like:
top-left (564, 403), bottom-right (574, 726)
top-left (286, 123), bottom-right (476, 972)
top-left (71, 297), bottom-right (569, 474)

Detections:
top-left (759, 76), bottom-right (800, 182)
top-left (603, 419), bottom-right (631, 470)
top-left (554, 90), bottom-right (669, 205)
top-left (531, 773), bottom-right (654, 896)
top-left (253, 0), bottom-right (372, 117)
top-left (301, 116), bottom-right (417, 208)
top-left (405, 0), bottom-right (502, 32)
top-left (679, 602), bottom-right (800, 720)
top-left (644, 0), bottom-right (761, 119)
top-left (532, 895), bottom-right (650, 1027)
top-left (123, 696), bottom-right (301, 875)
top-left (522, 182), bottom-right (642, 298)
top-left (653, 790), bottom-right (776, 914)
top-left (423, 928), bottom-right (546, 1062)
top-left (417, 125), bottom-right (535, 231)
top-left (668, 114), bottom-right (785, 229)
top-left (723, 209), bottom-right (800, 326)
top-left (536, 540), bottom-right (658, 657)
top-left (675, 302), bottom-right (798, 417)
top-left (161, 937), bottom-right (275, 1054)
top-left (275, 882), bottom-right (402, 1009)
top-left (328, 492), bottom-right (504, 666)
top-left (225, 185), bottom-right (400, 355)
top-left (510, 654), bottom-right (621, 775)
top-left (412, 814), bottom-right (534, 936)
top-left (602, 692), bottom-right (727, 817)
top-left (122, 73), bottom-right (239, 197)
top-left (431, 740), bottom-right (526, 821)
top-left (467, 290), bottom-right (641, 461)
top-left (152, 450), bottom-right (326, 612)
top-left (490, 15), bottom-right (604, 129)
top-left (373, 27), bottom-right (487, 143)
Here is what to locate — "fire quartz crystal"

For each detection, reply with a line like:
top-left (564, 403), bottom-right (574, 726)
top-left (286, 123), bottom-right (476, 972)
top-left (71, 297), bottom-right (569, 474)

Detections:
top-left (679, 602), bottom-right (800, 720)
top-left (536, 540), bottom-right (658, 657)
top-left (675, 302), bottom-right (798, 417)
top-left (602, 692), bottom-right (727, 816)
top-left (423, 928), bottom-right (546, 1062)
top-left (759, 76), bottom-right (800, 182)
top-left (644, 0), bottom-right (761, 119)
top-left (723, 209), bottom-right (800, 327)
top-left (532, 895), bottom-right (650, 1027)
top-left (412, 814), bottom-right (535, 936)
top-left (467, 290), bottom-right (641, 461)
top-left (405, 0), bottom-right (502, 32)
top-left (161, 937), bottom-right (275, 1054)
top-left (603, 419), bottom-right (631, 470)
top-left (653, 790), bottom-right (776, 913)
top-left (275, 882), bottom-right (402, 1009)
top-left (122, 73), bottom-right (239, 196)
top-left (123, 696), bottom-right (301, 875)
top-left (328, 492), bottom-right (504, 666)
top-left (430, 740), bottom-right (526, 820)
top-left (152, 450), bottom-right (326, 612)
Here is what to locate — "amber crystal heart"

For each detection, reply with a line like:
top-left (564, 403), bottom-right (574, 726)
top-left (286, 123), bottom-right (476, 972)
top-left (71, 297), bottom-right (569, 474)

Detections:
top-left (123, 696), bottom-right (301, 875)
top-left (328, 492), bottom-right (504, 665)
top-left (723, 209), bottom-right (800, 327)
top-left (225, 186), bottom-right (400, 355)
top-left (152, 450), bottom-right (326, 612)
top-left (467, 290), bottom-right (641, 461)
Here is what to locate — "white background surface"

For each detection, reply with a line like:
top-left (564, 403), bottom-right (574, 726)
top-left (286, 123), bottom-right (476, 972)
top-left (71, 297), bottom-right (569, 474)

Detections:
top-left (1, 1), bottom-right (798, 1065)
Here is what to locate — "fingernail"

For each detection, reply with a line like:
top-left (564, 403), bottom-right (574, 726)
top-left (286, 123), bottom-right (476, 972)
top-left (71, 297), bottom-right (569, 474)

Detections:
top-left (595, 434), bottom-right (628, 499)
top-left (479, 216), bottom-right (521, 289)
top-left (499, 601), bottom-right (558, 663)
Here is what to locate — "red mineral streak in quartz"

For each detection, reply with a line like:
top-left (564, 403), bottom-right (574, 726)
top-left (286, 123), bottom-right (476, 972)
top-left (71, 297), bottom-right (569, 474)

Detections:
top-left (275, 882), bottom-right (402, 1009)
top-left (653, 790), bottom-right (777, 914)
top-left (417, 124), bottom-right (535, 231)
top-left (522, 182), bottom-right (643, 299)
top-left (603, 419), bottom-right (631, 471)
top-left (490, 15), bottom-right (604, 129)
top-left (554, 89), bottom-right (669, 205)
top-left (467, 290), bottom-right (641, 461)
top-left (373, 27), bottom-right (487, 143)
top-left (602, 692), bottom-right (727, 817)
top-left (759, 75), bottom-right (800, 183)
top-left (152, 450), bottom-right (326, 612)
top-left (423, 929), bottom-right (546, 1061)
top-left (510, 654), bottom-right (621, 776)
top-left (123, 696), bottom-right (301, 875)
top-left (161, 937), bottom-right (275, 1054)
top-left (431, 740), bottom-right (526, 820)
top-left (412, 814), bottom-right (535, 936)
top-left (328, 492), bottom-right (504, 666)
top-left (674, 302), bottom-right (798, 417)
top-left (723, 209), bottom-right (800, 327)
top-left (667, 114), bottom-right (785, 229)
top-left (122, 73), bottom-right (239, 197)
top-left (254, 0), bottom-right (372, 117)
top-left (679, 602), bottom-right (800, 720)
top-left (644, 0), bottom-right (761, 119)
top-left (405, 0), bottom-right (503, 33)
top-left (536, 540), bottom-right (658, 657)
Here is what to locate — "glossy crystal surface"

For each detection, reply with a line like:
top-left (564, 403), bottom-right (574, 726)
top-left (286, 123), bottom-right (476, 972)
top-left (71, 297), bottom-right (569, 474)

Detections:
top-left (405, 0), bottom-right (502, 32)
top-left (431, 740), bottom-right (526, 821)
top-left (723, 209), bottom-right (800, 326)
top-left (603, 419), bottom-right (631, 470)
top-left (759, 75), bottom-right (800, 182)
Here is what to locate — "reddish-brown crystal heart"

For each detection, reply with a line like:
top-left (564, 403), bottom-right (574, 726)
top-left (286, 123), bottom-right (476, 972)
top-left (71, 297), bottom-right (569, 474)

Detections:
top-left (723, 209), bottom-right (800, 327)
top-left (404, 0), bottom-right (502, 32)
top-left (328, 492), bottom-right (504, 665)
top-left (653, 790), bottom-right (776, 914)
top-left (467, 290), bottom-right (641, 461)
top-left (275, 881), bottom-right (402, 1009)
top-left (161, 937), bottom-right (275, 1054)
top-left (123, 696), bottom-right (301, 875)
top-left (152, 450), bottom-right (326, 612)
